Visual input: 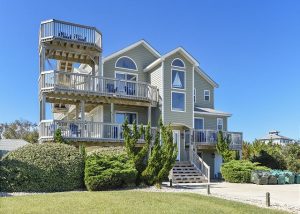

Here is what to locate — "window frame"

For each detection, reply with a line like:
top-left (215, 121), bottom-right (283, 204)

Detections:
top-left (171, 58), bottom-right (185, 68)
top-left (204, 90), bottom-right (210, 102)
top-left (194, 88), bottom-right (196, 103)
top-left (171, 69), bottom-right (186, 90)
top-left (115, 111), bottom-right (138, 124)
top-left (194, 117), bottom-right (204, 130)
top-left (115, 56), bottom-right (138, 71)
top-left (171, 91), bottom-right (186, 112)
top-left (115, 71), bottom-right (138, 82)
top-left (217, 118), bottom-right (224, 131)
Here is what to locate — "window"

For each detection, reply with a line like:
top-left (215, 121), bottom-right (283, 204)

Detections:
top-left (115, 56), bottom-right (137, 70)
top-left (115, 72), bottom-right (137, 95)
top-left (204, 90), bottom-right (210, 101)
top-left (172, 92), bottom-right (185, 111)
top-left (172, 58), bottom-right (185, 68)
top-left (194, 88), bottom-right (196, 103)
top-left (115, 112), bottom-right (137, 124)
top-left (172, 70), bottom-right (185, 89)
top-left (194, 118), bottom-right (204, 129)
top-left (217, 118), bottom-right (223, 131)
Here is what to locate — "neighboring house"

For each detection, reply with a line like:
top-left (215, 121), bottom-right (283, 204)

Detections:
top-left (38, 19), bottom-right (242, 182)
top-left (258, 130), bottom-right (295, 145)
top-left (0, 139), bottom-right (29, 158)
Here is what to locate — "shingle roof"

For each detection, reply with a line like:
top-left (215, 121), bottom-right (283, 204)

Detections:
top-left (259, 131), bottom-right (293, 141)
top-left (194, 107), bottom-right (232, 117)
top-left (0, 139), bottom-right (29, 151)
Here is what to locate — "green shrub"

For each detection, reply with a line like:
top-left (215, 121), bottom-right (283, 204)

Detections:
top-left (221, 160), bottom-right (270, 183)
top-left (84, 147), bottom-right (137, 191)
top-left (0, 143), bottom-right (84, 192)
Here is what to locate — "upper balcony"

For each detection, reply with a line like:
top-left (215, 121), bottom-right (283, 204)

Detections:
top-left (39, 19), bottom-right (102, 51)
top-left (39, 70), bottom-right (159, 105)
top-left (192, 129), bottom-right (243, 150)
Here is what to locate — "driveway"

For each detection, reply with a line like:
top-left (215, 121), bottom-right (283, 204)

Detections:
top-left (157, 182), bottom-right (300, 213)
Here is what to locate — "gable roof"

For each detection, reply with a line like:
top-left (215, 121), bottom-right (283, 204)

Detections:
top-left (103, 40), bottom-right (161, 62)
top-left (144, 47), bottom-right (199, 71)
top-left (144, 47), bottom-right (218, 88)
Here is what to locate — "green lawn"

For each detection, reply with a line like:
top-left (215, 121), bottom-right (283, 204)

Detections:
top-left (0, 191), bottom-right (287, 214)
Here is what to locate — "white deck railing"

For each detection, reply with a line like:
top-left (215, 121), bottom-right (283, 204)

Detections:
top-left (39, 70), bottom-right (158, 103)
top-left (40, 19), bottom-right (102, 49)
top-left (39, 120), bottom-right (156, 142)
top-left (193, 129), bottom-right (242, 150)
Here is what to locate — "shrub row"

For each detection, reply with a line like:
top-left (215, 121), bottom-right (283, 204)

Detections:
top-left (0, 143), bottom-right (84, 192)
top-left (221, 160), bottom-right (270, 183)
top-left (84, 147), bottom-right (137, 191)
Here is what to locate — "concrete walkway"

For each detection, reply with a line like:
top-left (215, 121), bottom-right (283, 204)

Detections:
top-left (163, 182), bottom-right (300, 213)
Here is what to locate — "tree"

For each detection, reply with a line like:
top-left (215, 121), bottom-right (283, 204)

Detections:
top-left (142, 119), bottom-right (177, 188)
top-left (283, 143), bottom-right (300, 173)
top-left (123, 119), bottom-right (150, 184)
top-left (242, 141), bottom-right (252, 160)
top-left (54, 129), bottom-right (66, 144)
top-left (216, 131), bottom-right (235, 163)
top-left (2, 119), bottom-right (39, 143)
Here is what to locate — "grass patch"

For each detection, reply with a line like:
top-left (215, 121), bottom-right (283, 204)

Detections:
top-left (0, 191), bottom-right (286, 214)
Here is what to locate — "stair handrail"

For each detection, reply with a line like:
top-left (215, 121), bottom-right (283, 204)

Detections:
top-left (189, 141), bottom-right (211, 183)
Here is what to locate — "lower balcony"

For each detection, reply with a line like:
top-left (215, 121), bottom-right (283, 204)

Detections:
top-left (192, 130), bottom-right (243, 150)
top-left (39, 120), bottom-right (156, 143)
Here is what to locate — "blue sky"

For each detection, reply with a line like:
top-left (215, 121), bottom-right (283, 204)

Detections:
top-left (0, 0), bottom-right (299, 141)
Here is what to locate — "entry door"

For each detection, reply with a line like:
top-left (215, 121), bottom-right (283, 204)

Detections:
top-left (172, 130), bottom-right (180, 161)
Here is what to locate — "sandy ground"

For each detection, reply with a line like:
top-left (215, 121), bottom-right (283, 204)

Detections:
top-left (139, 182), bottom-right (300, 213)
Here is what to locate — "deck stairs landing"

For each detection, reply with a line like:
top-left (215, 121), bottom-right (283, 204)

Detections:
top-left (171, 161), bottom-right (207, 183)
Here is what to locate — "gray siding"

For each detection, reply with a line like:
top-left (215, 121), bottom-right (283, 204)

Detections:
top-left (163, 52), bottom-right (193, 128)
top-left (194, 114), bottom-right (228, 131)
top-left (194, 71), bottom-right (214, 108)
top-left (103, 45), bottom-right (158, 82)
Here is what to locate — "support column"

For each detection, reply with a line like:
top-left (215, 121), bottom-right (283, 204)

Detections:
top-left (75, 103), bottom-right (80, 120)
top-left (80, 100), bottom-right (85, 122)
top-left (40, 95), bottom-right (46, 121)
top-left (110, 103), bottom-right (114, 123)
top-left (148, 106), bottom-right (152, 126)
top-left (39, 45), bottom-right (45, 73)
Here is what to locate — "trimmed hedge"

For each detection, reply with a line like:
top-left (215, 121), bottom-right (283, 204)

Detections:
top-left (85, 147), bottom-right (137, 191)
top-left (0, 143), bottom-right (84, 192)
top-left (221, 160), bottom-right (270, 183)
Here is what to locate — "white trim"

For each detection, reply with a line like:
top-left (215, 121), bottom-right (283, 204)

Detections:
top-left (104, 40), bottom-right (161, 62)
top-left (171, 68), bottom-right (186, 91)
top-left (144, 47), bottom-right (200, 72)
top-left (171, 58), bottom-right (185, 68)
top-left (115, 71), bottom-right (138, 81)
top-left (172, 130), bottom-right (181, 161)
top-left (194, 117), bottom-right (205, 130)
top-left (217, 118), bottom-right (224, 131)
top-left (194, 111), bottom-right (231, 117)
top-left (204, 90), bottom-right (210, 102)
top-left (161, 60), bottom-right (165, 123)
top-left (192, 66), bottom-right (195, 129)
top-left (171, 91), bottom-right (186, 112)
top-left (115, 56), bottom-right (138, 71)
top-left (115, 111), bottom-right (138, 124)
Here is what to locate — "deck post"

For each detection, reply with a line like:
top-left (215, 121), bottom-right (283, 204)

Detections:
top-left (110, 103), bottom-right (114, 123)
top-left (40, 95), bottom-right (46, 121)
top-left (148, 106), bottom-right (151, 125)
top-left (80, 100), bottom-right (85, 138)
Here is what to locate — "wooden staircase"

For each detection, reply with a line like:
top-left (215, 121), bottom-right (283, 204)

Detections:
top-left (171, 161), bottom-right (207, 183)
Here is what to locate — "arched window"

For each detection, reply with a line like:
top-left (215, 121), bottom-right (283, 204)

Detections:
top-left (171, 58), bottom-right (185, 68)
top-left (115, 56), bottom-right (137, 70)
